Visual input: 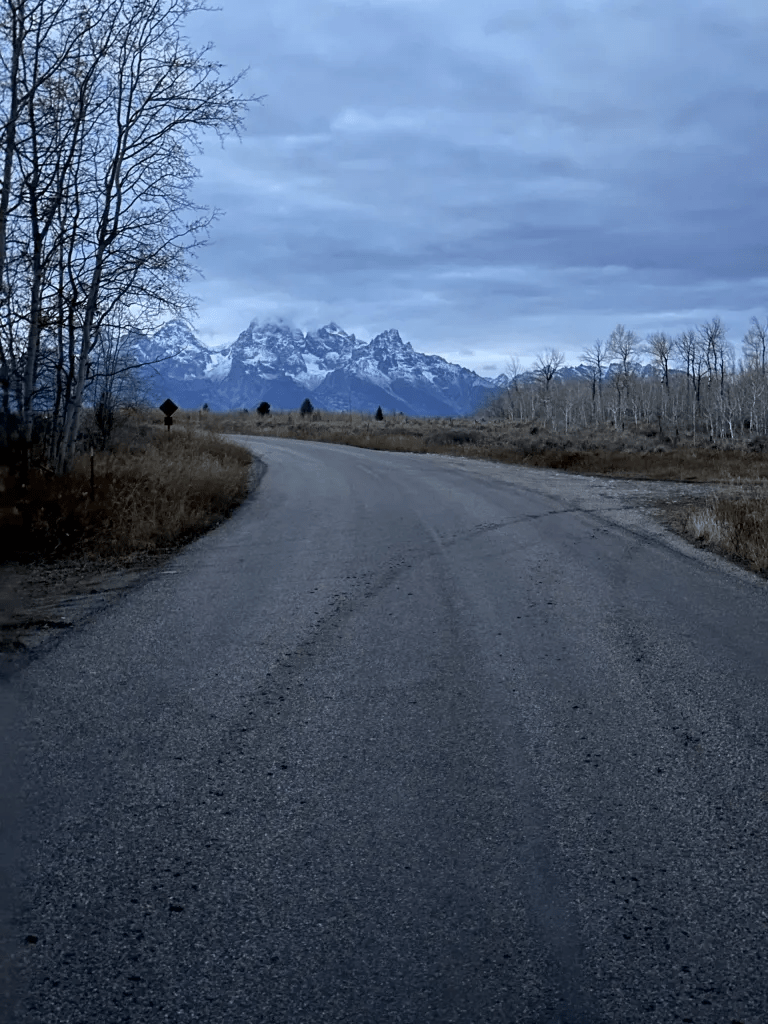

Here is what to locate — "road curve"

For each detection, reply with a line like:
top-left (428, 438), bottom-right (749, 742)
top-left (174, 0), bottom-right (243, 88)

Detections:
top-left (6, 437), bottom-right (768, 1024)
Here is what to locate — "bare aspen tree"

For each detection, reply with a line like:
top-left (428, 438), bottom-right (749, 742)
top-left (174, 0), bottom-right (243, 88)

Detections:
top-left (743, 315), bottom-right (768, 376)
top-left (678, 328), bottom-right (708, 442)
top-left (645, 331), bottom-right (675, 389)
top-left (479, 314), bottom-right (767, 440)
top-left (696, 317), bottom-right (733, 438)
top-left (0, 0), bottom-right (256, 471)
top-left (532, 348), bottom-right (563, 428)
top-left (582, 338), bottom-right (607, 424)
top-left (502, 355), bottom-right (523, 420)
top-left (483, 358), bottom-right (521, 419)
top-left (698, 318), bottom-right (728, 394)
top-left (533, 348), bottom-right (563, 392)
top-left (742, 365), bottom-right (766, 434)
top-left (607, 324), bottom-right (638, 430)
top-left (0, 0), bottom-right (79, 445)
top-left (645, 331), bottom-right (675, 432)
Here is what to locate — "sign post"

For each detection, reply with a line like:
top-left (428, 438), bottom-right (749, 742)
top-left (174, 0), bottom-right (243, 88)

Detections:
top-left (159, 398), bottom-right (179, 434)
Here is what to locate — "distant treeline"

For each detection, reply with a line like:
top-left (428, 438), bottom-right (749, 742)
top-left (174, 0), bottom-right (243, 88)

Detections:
top-left (482, 318), bottom-right (768, 440)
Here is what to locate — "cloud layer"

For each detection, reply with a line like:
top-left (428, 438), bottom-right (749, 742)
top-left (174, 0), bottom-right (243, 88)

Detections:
top-left (184, 0), bottom-right (768, 375)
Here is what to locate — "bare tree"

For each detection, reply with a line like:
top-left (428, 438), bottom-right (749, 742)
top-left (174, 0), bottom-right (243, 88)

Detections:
top-left (0, 0), bottom-right (258, 472)
top-left (470, 311), bottom-right (768, 440)
top-left (582, 338), bottom-right (607, 422)
top-left (86, 324), bottom-right (155, 449)
top-left (505, 356), bottom-right (522, 383)
top-left (607, 323), bottom-right (638, 374)
top-left (533, 348), bottom-right (564, 391)
top-left (0, 0), bottom-right (85, 465)
top-left (497, 356), bottom-right (523, 420)
top-left (698, 317), bottom-right (728, 394)
top-left (696, 317), bottom-right (734, 437)
top-left (531, 348), bottom-right (562, 428)
top-left (607, 324), bottom-right (638, 429)
top-left (645, 331), bottom-right (675, 389)
top-left (676, 328), bottom-right (705, 442)
top-left (743, 315), bottom-right (768, 376)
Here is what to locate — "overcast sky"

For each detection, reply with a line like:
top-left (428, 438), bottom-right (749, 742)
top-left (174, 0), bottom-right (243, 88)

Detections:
top-left (183, 0), bottom-right (767, 378)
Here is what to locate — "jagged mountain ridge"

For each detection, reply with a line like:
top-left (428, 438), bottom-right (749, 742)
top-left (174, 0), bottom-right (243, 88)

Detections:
top-left (134, 319), bottom-right (668, 417)
top-left (135, 319), bottom-right (500, 417)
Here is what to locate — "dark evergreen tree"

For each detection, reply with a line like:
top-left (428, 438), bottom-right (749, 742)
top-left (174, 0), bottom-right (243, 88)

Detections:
top-left (256, 401), bottom-right (271, 416)
top-left (300, 398), bottom-right (314, 417)
top-left (375, 406), bottom-right (384, 420)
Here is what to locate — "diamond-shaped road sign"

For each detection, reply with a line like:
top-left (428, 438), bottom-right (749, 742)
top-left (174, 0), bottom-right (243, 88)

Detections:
top-left (159, 398), bottom-right (178, 416)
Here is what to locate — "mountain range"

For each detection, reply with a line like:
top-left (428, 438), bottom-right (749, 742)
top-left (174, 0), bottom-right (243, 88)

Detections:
top-left (133, 319), bottom-right (664, 418)
top-left (134, 319), bottom-right (505, 418)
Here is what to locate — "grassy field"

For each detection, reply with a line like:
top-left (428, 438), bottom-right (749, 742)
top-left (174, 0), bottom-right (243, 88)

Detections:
top-left (196, 407), bottom-right (768, 482)
top-left (188, 407), bottom-right (768, 576)
top-left (1, 415), bottom-right (252, 563)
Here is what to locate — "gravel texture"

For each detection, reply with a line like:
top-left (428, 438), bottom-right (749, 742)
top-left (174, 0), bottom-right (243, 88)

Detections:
top-left (5, 439), bottom-right (767, 1024)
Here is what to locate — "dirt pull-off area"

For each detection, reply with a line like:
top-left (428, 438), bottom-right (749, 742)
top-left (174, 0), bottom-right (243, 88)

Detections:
top-left (0, 551), bottom-right (175, 663)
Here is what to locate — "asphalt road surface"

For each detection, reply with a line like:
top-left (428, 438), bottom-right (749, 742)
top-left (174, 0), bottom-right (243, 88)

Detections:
top-left (5, 437), bottom-right (768, 1024)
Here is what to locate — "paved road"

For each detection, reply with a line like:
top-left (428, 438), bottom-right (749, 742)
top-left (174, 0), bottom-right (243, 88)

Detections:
top-left (5, 437), bottom-right (768, 1023)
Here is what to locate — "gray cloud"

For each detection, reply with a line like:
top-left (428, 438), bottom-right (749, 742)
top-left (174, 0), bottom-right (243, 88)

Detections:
top-left (184, 0), bottom-right (768, 375)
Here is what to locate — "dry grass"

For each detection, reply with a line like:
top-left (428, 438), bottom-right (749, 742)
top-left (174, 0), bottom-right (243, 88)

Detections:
top-left (1, 421), bottom-right (252, 562)
top-left (682, 483), bottom-right (768, 575)
top-left (198, 408), bottom-right (768, 484)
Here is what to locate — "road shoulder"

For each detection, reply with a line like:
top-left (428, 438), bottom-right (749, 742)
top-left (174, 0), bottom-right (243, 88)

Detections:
top-left (0, 454), bottom-right (267, 669)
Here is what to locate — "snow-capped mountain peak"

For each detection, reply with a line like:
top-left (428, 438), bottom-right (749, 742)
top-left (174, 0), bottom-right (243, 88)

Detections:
top-left (137, 319), bottom-right (499, 416)
top-left (133, 319), bottom-right (232, 382)
top-left (371, 328), bottom-right (409, 348)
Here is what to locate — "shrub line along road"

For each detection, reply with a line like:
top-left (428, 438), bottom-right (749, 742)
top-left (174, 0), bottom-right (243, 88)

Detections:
top-left (5, 437), bottom-right (768, 1023)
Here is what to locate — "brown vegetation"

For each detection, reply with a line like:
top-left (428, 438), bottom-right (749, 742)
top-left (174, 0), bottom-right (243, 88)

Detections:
top-left (201, 408), bottom-right (768, 483)
top-left (682, 483), bottom-right (768, 574)
top-left (1, 416), bottom-right (251, 563)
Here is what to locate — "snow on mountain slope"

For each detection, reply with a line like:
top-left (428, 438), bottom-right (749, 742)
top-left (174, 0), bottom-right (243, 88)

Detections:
top-left (136, 318), bottom-right (668, 415)
top-left (133, 320), bottom-right (232, 382)
top-left (137, 318), bottom-right (499, 416)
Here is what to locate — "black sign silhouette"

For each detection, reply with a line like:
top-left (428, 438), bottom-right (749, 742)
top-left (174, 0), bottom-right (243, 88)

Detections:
top-left (159, 398), bottom-right (178, 416)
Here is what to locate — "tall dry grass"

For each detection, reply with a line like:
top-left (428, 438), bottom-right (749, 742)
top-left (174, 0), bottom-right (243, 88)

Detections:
top-left (1, 424), bottom-right (252, 562)
top-left (682, 483), bottom-right (768, 574)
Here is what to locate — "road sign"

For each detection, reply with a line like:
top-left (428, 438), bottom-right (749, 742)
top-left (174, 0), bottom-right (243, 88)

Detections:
top-left (159, 398), bottom-right (178, 416)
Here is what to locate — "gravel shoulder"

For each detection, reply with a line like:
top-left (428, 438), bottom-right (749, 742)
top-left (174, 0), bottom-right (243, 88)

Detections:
top-left (406, 454), bottom-right (760, 586)
top-left (0, 551), bottom-right (180, 660)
